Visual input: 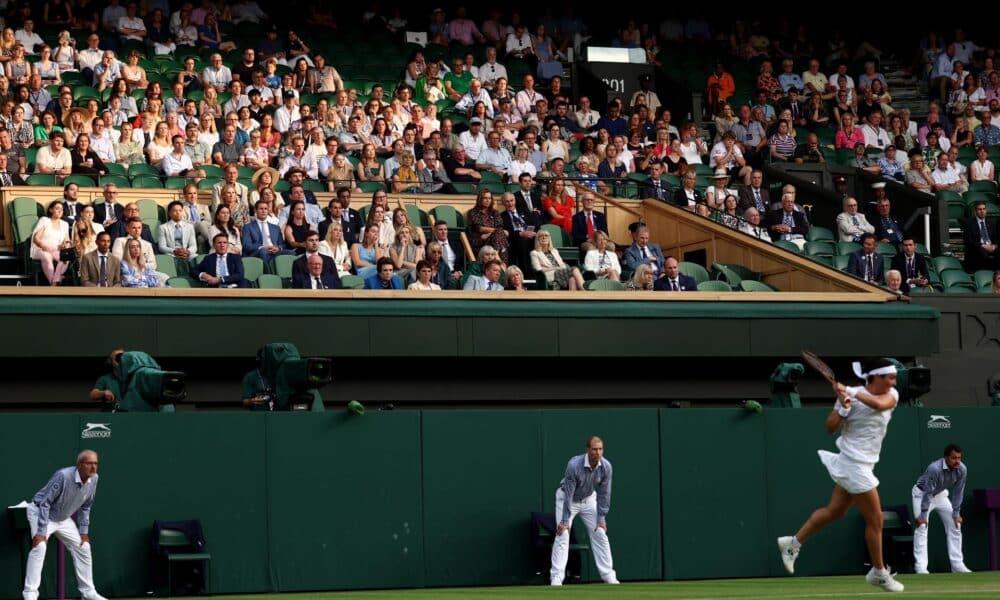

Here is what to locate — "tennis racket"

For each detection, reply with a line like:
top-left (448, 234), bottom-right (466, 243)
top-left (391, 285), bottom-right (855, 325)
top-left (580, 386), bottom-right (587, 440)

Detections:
top-left (801, 350), bottom-right (837, 385)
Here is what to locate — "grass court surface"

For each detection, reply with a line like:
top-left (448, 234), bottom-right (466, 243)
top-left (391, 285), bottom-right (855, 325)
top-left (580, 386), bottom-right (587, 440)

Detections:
top-left (144, 572), bottom-right (1000, 599)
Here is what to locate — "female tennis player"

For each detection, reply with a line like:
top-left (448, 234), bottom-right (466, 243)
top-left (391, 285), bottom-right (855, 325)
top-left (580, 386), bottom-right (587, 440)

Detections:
top-left (777, 357), bottom-right (904, 593)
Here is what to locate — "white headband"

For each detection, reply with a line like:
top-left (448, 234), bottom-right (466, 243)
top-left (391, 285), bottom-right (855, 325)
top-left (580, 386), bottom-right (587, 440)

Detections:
top-left (852, 362), bottom-right (897, 379)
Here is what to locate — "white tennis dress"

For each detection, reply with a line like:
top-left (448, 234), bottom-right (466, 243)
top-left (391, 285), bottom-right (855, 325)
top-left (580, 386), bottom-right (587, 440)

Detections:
top-left (818, 385), bottom-right (899, 494)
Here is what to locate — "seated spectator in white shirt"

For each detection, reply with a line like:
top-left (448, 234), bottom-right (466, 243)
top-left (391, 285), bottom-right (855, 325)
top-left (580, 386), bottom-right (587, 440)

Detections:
top-left (161, 134), bottom-right (206, 180)
top-left (931, 154), bottom-right (968, 193)
top-left (15, 20), bottom-right (44, 54)
top-left (35, 132), bottom-right (72, 180)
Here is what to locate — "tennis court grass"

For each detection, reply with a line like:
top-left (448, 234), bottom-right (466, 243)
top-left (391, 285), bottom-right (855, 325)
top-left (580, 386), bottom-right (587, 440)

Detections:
top-left (153, 572), bottom-right (1000, 600)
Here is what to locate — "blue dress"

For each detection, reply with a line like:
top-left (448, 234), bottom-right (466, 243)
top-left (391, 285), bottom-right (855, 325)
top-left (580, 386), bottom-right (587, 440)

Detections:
top-left (121, 261), bottom-right (159, 287)
top-left (356, 245), bottom-right (378, 279)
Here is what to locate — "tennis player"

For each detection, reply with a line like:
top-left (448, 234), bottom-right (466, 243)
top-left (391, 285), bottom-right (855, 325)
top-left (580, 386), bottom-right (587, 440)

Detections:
top-left (778, 358), bottom-right (904, 593)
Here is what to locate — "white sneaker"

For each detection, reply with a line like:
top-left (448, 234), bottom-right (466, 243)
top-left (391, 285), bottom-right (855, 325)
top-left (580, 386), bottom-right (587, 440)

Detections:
top-left (866, 568), bottom-right (905, 592)
top-left (777, 536), bottom-right (799, 574)
top-left (550, 580), bottom-right (562, 586)
top-left (953, 564), bottom-right (973, 573)
top-left (605, 578), bottom-right (620, 584)
top-left (915, 568), bottom-right (929, 575)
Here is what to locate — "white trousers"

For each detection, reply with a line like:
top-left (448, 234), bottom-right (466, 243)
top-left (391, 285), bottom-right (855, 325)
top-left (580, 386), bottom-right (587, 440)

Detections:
top-left (911, 485), bottom-right (965, 571)
top-left (23, 504), bottom-right (98, 600)
top-left (549, 490), bottom-right (617, 584)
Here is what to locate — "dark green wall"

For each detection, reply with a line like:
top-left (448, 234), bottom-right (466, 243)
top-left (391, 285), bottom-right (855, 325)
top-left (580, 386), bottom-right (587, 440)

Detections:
top-left (2, 407), bottom-right (996, 598)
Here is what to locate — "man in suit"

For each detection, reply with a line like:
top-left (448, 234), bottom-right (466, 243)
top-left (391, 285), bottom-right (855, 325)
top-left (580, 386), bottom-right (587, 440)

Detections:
top-left (242, 200), bottom-right (294, 264)
top-left (872, 196), bottom-right (904, 246)
top-left (571, 193), bottom-right (608, 248)
top-left (192, 234), bottom-right (249, 288)
top-left (292, 254), bottom-right (341, 289)
top-left (766, 191), bottom-right (809, 249)
top-left (847, 233), bottom-right (885, 284)
top-left (623, 224), bottom-right (666, 277)
top-left (291, 231), bottom-right (336, 278)
top-left (180, 184), bottom-right (212, 250)
top-left (157, 201), bottom-right (199, 264)
top-left (639, 161), bottom-right (672, 202)
top-left (106, 202), bottom-right (154, 244)
top-left (94, 183), bottom-right (124, 231)
top-left (654, 256), bottom-right (697, 291)
top-left (79, 231), bottom-right (121, 287)
top-left (111, 218), bottom-right (157, 271)
top-left (210, 163), bottom-right (250, 213)
top-left (0, 153), bottom-right (25, 186)
top-left (964, 201), bottom-right (999, 271)
top-left (737, 169), bottom-right (770, 213)
top-left (501, 192), bottom-right (538, 269)
top-left (463, 259), bottom-right (504, 291)
top-left (432, 220), bottom-right (465, 272)
top-left (890, 237), bottom-right (930, 294)
top-left (514, 171), bottom-right (544, 221)
top-left (836, 196), bottom-right (875, 242)
top-left (61, 182), bottom-right (83, 227)
top-left (739, 207), bottom-right (772, 242)
top-left (335, 187), bottom-right (362, 243)
top-left (318, 194), bottom-right (359, 246)
top-left (364, 257), bottom-right (404, 289)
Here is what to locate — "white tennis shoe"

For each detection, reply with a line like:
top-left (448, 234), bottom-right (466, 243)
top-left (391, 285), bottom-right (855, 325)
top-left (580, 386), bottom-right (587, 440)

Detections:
top-left (777, 536), bottom-right (799, 574)
top-left (866, 567), bottom-right (905, 592)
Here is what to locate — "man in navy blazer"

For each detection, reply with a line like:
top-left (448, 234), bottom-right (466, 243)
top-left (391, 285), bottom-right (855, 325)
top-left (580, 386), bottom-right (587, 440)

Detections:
top-left (94, 184), bottom-right (125, 228)
top-left (846, 233), bottom-right (885, 284)
top-left (192, 234), bottom-right (249, 287)
top-left (242, 200), bottom-right (294, 264)
top-left (364, 257), bottom-right (405, 289)
top-left (890, 237), bottom-right (930, 294)
top-left (623, 224), bottom-right (666, 276)
top-left (639, 162), bottom-right (673, 202)
top-left (571, 193), bottom-right (608, 246)
top-left (292, 254), bottom-right (342, 289)
top-left (654, 256), bottom-right (697, 291)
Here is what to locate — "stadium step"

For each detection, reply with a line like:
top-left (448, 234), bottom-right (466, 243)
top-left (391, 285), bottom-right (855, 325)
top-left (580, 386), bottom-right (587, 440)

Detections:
top-left (0, 253), bottom-right (20, 275)
top-left (0, 274), bottom-right (32, 285)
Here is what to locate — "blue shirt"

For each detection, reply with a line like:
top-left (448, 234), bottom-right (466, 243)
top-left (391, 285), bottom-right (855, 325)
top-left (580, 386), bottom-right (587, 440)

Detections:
top-left (559, 454), bottom-right (613, 525)
top-left (33, 466), bottom-right (99, 534)
top-left (916, 457), bottom-right (967, 519)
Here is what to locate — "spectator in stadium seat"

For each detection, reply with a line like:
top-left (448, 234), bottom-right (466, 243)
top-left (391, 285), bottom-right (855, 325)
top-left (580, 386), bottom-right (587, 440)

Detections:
top-left (292, 229), bottom-right (336, 277)
top-left (106, 202), bottom-right (152, 244)
top-left (318, 221), bottom-right (352, 278)
top-left (623, 224), bottom-right (665, 277)
top-left (279, 135), bottom-right (319, 180)
top-left (158, 200), bottom-right (198, 264)
top-left (364, 256), bottom-right (404, 289)
top-left (31, 200), bottom-right (72, 285)
top-left (501, 191), bottom-right (538, 270)
top-left (837, 197), bottom-right (875, 242)
top-left (571, 192), bottom-right (607, 248)
top-left (80, 231), bottom-right (121, 287)
top-left (872, 196), bottom-right (904, 246)
top-left (193, 233), bottom-right (248, 288)
top-left (626, 264), bottom-right (655, 291)
top-left (35, 131), bottom-right (71, 180)
top-left (964, 200), bottom-right (999, 271)
top-left (653, 256), bottom-right (696, 291)
top-left (211, 163), bottom-right (250, 213)
top-left (766, 189), bottom-right (809, 249)
top-left (583, 230), bottom-right (621, 281)
top-left (740, 207), bottom-right (772, 243)
top-left (463, 258), bottom-right (504, 291)
top-left (292, 253), bottom-right (340, 289)
top-left (846, 233), bottom-right (885, 284)
top-left (442, 145), bottom-right (481, 183)
top-left (120, 237), bottom-right (161, 287)
top-left (890, 238), bottom-right (930, 294)
top-left (242, 200), bottom-right (292, 264)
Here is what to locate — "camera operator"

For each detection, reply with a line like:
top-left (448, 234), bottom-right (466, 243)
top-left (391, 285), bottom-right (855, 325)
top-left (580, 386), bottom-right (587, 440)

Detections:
top-left (88, 348), bottom-right (124, 410)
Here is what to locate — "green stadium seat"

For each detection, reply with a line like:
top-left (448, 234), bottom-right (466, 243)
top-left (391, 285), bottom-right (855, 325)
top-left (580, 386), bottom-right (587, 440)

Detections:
top-left (132, 175), bottom-right (164, 188)
top-left (876, 242), bottom-right (897, 258)
top-left (242, 257), bottom-right (264, 286)
top-left (697, 280), bottom-right (732, 291)
top-left (357, 181), bottom-right (385, 193)
top-left (968, 180), bottom-right (997, 194)
top-left (974, 270), bottom-right (994, 290)
top-left (804, 241), bottom-right (835, 258)
top-left (166, 276), bottom-right (192, 287)
top-left (104, 162), bottom-right (127, 176)
top-left (155, 255), bottom-right (178, 278)
top-left (678, 261), bottom-right (709, 284)
top-left (258, 274), bottom-right (283, 289)
top-left (585, 279), bottom-right (624, 291)
top-left (806, 226), bottom-right (835, 242)
top-left (137, 198), bottom-right (165, 222)
top-left (10, 197), bottom-right (42, 218)
top-left (157, 527), bottom-right (211, 595)
top-left (163, 177), bottom-right (189, 190)
top-left (932, 256), bottom-right (964, 274)
top-left (128, 163), bottom-right (160, 177)
top-left (739, 280), bottom-right (776, 292)
top-left (26, 174), bottom-right (57, 186)
top-left (429, 205), bottom-right (465, 229)
top-left (834, 255), bottom-right (850, 271)
top-left (836, 241), bottom-right (861, 256)
top-left (100, 175), bottom-right (131, 188)
top-left (340, 274), bottom-right (364, 289)
top-left (772, 240), bottom-right (801, 253)
top-left (941, 270), bottom-right (975, 291)
top-left (200, 165), bottom-right (224, 178)
top-left (273, 254), bottom-right (295, 280)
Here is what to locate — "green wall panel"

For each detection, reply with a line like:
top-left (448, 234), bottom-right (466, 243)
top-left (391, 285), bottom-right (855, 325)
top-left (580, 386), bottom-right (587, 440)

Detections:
top-left (265, 411), bottom-right (424, 591)
top-left (662, 408), bottom-right (770, 579)
top-left (81, 413), bottom-right (270, 596)
top-left (540, 409), bottom-right (662, 581)
top-left (369, 317), bottom-right (458, 356)
top-left (421, 410), bottom-right (543, 586)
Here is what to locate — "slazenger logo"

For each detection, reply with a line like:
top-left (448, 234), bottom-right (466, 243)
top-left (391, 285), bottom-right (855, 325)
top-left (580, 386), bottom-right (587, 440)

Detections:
top-left (81, 423), bottom-right (112, 439)
top-left (927, 415), bottom-right (952, 429)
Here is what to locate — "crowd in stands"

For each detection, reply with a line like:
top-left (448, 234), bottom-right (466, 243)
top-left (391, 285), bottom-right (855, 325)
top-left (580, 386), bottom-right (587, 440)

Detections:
top-left (4, 5), bottom-right (999, 292)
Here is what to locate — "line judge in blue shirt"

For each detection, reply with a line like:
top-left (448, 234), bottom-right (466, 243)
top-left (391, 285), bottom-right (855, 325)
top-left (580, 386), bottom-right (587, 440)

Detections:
top-left (912, 443), bottom-right (972, 574)
top-left (550, 435), bottom-right (620, 586)
top-left (23, 450), bottom-right (108, 600)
